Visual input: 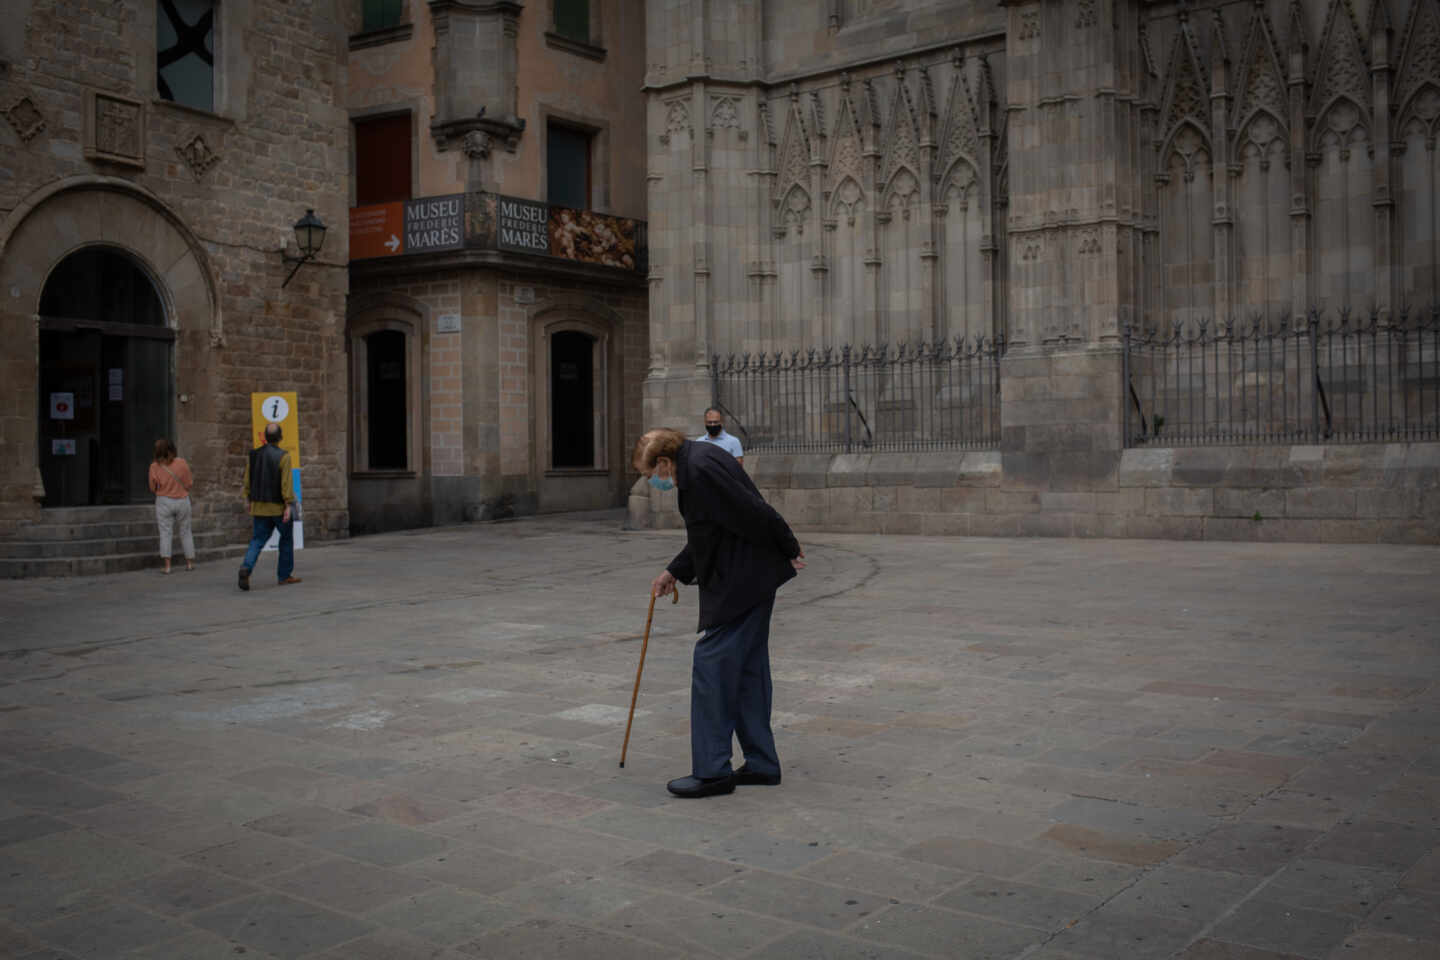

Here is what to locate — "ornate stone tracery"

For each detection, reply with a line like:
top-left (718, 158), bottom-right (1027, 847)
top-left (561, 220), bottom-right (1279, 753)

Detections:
top-left (1309, 0), bottom-right (1370, 146)
top-left (880, 68), bottom-right (921, 199)
top-left (1232, 3), bottom-right (1288, 158)
top-left (1158, 17), bottom-right (1211, 178)
top-left (938, 54), bottom-right (981, 196)
top-left (1396, 0), bottom-right (1440, 139)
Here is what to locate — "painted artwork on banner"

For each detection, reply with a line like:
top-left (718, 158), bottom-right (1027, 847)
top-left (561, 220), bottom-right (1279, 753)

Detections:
top-left (249, 392), bottom-right (304, 550)
top-left (466, 191), bottom-right (496, 247)
top-left (548, 207), bottom-right (639, 271)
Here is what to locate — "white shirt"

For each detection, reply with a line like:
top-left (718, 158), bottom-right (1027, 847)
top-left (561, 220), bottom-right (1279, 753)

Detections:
top-left (695, 429), bottom-right (744, 459)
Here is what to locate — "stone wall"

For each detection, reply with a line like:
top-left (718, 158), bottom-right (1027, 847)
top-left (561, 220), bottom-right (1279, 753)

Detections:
top-left (349, 263), bottom-right (647, 532)
top-left (632, 0), bottom-right (1440, 548)
top-left (633, 443), bottom-right (1440, 545)
top-left (0, 0), bottom-right (351, 538)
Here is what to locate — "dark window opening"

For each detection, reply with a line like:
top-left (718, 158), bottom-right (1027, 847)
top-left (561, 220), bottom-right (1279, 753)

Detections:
top-left (41, 248), bottom-right (166, 327)
top-left (362, 0), bottom-right (403, 31)
top-left (157, 0), bottom-right (215, 112)
top-left (547, 122), bottom-right (592, 210)
top-left (366, 330), bottom-right (407, 469)
top-left (355, 113), bottom-right (412, 206)
top-left (551, 331), bottom-right (595, 468)
top-left (554, 0), bottom-right (589, 41)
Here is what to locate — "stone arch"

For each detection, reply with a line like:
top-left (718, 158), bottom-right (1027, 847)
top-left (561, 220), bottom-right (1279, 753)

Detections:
top-left (1159, 121), bottom-right (1212, 179)
top-left (779, 183), bottom-right (812, 234)
top-left (346, 292), bottom-right (430, 477)
top-left (0, 175), bottom-right (221, 343)
top-left (1313, 96), bottom-right (1370, 150)
top-left (1235, 109), bottom-right (1288, 158)
top-left (881, 167), bottom-right (920, 214)
top-left (526, 294), bottom-right (628, 509)
top-left (1398, 82), bottom-right (1440, 141)
top-left (829, 176), bottom-right (865, 221)
top-left (939, 157), bottom-right (979, 207)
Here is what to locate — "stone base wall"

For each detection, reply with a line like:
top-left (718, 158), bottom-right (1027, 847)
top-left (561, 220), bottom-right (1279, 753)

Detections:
top-left (631, 444), bottom-right (1440, 545)
top-left (349, 264), bottom-right (648, 534)
top-left (0, 0), bottom-right (351, 540)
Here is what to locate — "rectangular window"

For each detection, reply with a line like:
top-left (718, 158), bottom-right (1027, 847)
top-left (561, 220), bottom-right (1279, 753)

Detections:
top-left (354, 113), bottom-right (412, 206)
top-left (546, 122), bottom-right (591, 210)
top-left (554, 0), bottom-right (589, 41)
top-left (551, 331), bottom-right (595, 468)
top-left (366, 330), bottom-right (407, 470)
top-left (362, 0), bottom-right (403, 32)
top-left (157, 0), bottom-right (215, 112)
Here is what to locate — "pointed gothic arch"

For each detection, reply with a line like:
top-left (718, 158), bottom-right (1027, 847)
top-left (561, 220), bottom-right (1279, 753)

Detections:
top-left (1393, 0), bottom-right (1440, 303)
top-left (880, 70), bottom-right (922, 194)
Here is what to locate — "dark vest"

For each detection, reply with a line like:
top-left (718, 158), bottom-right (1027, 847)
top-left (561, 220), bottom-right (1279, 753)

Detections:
top-left (249, 444), bottom-right (287, 505)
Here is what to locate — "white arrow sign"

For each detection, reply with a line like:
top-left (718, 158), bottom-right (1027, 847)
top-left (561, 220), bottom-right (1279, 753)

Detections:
top-left (384, 234), bottom-right (400, 253)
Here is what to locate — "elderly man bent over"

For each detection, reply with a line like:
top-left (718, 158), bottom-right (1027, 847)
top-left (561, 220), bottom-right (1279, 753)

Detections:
top-left (634, 428), bottom-right (805, 798)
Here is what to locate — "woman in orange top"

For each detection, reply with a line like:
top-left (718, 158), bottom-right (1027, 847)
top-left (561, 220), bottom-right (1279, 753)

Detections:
top-left (148, 437), bottom-right (195, 573)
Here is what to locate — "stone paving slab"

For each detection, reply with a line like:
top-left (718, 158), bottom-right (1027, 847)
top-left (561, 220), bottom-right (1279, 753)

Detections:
top-left (0, 510), bottom-right (1437, 958)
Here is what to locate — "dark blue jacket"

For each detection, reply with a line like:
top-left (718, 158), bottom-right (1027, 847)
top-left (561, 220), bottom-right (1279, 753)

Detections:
top-left (666, 441), bottom-right (801, 632)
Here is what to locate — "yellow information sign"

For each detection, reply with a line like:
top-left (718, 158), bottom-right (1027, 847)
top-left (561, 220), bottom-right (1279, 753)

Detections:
top-left (249, 392), bottom-right (303, 550)
top-left (250, 392), bottom-right (300, 468)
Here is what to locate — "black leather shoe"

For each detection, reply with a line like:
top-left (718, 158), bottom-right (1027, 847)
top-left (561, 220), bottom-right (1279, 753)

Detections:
top-left (238, 567), bottom-right (250, 592)
top-left (734, 766), bottom-right (782, 786)
top-left (666, 775), bottom-right (736, 798)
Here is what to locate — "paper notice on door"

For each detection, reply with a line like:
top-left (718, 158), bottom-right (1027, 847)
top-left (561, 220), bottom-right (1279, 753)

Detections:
top-left (51, 438), bottom-right (76, 455)
top-left (49, 392), bottom-right (75, 420)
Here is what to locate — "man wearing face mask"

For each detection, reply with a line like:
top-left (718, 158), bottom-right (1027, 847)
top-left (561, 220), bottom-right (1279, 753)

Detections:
top-left (632, 427), bottom-right (804, 798)
top-left (695, 407), bottom-right (744, 465)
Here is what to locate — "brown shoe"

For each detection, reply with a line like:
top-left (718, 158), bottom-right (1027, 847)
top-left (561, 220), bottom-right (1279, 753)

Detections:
top-left (279, 577), bottom-right (303, 585)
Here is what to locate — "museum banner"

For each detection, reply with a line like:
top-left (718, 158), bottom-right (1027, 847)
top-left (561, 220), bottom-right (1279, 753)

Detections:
top-left (353, 193), bottom-right (645, 272)
top-left (466, 192), bottom-right (645, 272)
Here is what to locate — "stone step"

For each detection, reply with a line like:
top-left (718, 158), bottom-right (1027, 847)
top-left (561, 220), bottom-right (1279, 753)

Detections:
top-left (0, 531), bottom-right (233, 559)
top-left (24, 505), bottom-right (156, 525)
top-left (12, 520), bottom-right (205, 541)
top-left (9, 521), bottom-right (246, 544)
top-left (0, 544), bottom-right (249, 579)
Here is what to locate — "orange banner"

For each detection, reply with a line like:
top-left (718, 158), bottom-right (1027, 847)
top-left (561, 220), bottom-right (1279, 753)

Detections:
top-left (349, 202), bottom-right (404, 260)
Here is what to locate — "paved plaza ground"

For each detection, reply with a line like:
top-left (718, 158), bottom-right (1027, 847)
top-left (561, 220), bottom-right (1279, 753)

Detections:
top-left (0, 512), bottom-right (1438, 960)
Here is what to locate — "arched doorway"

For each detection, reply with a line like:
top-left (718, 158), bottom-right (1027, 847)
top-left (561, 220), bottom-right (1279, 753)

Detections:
top-left (38, 247), bottom-right (174, 506)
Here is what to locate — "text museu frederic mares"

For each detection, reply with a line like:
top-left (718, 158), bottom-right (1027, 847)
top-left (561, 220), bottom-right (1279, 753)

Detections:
top-left (498, 197), bottom-right (549, 252)
top-left (407, 196), bottom-right (462, 249)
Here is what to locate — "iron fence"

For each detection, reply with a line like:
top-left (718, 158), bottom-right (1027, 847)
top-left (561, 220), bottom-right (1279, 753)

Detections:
top-left (1124, 306), bottom-right (1440, 447)
top-left (712, 336), bottom-right (1004, 454)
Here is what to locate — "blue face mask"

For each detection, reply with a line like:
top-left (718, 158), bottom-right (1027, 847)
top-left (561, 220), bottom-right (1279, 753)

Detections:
top-left (648, 473), bottom-right (674, 492)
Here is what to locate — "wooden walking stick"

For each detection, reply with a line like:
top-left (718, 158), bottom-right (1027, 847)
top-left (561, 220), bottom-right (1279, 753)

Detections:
top-left (619, 585), bottom-right (678, 768)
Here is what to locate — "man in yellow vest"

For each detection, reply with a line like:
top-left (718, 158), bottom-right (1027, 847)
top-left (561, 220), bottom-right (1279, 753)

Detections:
top-left (238, 422), bottom-right (300, 590)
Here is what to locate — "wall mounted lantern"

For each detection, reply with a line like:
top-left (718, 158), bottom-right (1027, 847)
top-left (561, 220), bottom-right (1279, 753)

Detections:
top-left (281, 209), bottom-right (328, 288)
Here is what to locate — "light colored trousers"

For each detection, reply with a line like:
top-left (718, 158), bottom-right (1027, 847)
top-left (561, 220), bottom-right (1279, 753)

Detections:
top-left (155, 495), bottom-right (195, 559)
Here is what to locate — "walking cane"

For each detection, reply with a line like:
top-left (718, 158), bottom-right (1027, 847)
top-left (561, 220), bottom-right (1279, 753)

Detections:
top-left (619, 585), bottom-right (679, 768)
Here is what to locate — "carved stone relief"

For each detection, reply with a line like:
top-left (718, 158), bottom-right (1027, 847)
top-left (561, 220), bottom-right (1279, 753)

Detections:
top-left (84, 90), bottom-right (145, 167)
top-left (1308, 0), bottom-right (1369, 134)
top-left (4, 95), bottom-right (44, 141)
top-left (176, 133), bottom-right (221, 179)
top-left (710, 97), bottom-right (739, 130)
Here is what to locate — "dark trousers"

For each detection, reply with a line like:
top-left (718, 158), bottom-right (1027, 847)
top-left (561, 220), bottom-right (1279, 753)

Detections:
top-left (691, 594), bottom-right (780, 779)
top-left (241, 515), bottom-right (294, 582)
